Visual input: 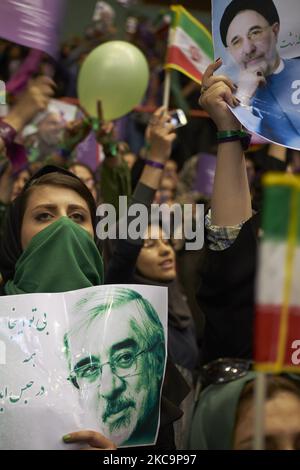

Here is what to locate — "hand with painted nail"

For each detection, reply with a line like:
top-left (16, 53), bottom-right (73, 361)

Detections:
top-left (199, 60), bottom-right (241, 131)
top-left (63, 430), bottom-right (117, 450)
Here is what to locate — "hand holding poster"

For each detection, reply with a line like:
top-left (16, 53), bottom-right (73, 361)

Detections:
top-left (0, 285), bottom-right (167, 449)
top-left (212, 0), bottom-right (300, 150)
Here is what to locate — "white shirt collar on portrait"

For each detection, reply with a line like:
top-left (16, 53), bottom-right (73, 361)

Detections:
top-left (273, 59), bottom-right (285, 75)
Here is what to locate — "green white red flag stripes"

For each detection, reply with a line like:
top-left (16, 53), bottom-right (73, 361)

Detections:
top-left (255, 173), bottom-right (300, 372)
top-left (165, 5), bottom-right (214, 84)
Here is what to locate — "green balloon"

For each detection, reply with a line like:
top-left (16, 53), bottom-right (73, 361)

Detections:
top-left (77, 41), bottom-right (150, 120)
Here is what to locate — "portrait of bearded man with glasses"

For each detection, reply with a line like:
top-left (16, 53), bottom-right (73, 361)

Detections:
top-left (64, 286), bottom-right (166, 447)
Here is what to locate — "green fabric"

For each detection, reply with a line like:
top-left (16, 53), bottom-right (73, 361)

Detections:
top-left (189, 372), bottom-right (257, 450)
top-left (100, 157), bottom-right (131, 219)
top-left (262, 184), bottom-right (300, 242)
top-left (175, 8), bottom-right (214, 59)
top-left (5, 217), bottom-right (104, 295)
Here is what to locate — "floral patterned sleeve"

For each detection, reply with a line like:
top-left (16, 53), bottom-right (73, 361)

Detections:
top-left (205, 209), bottom-right (244, 251)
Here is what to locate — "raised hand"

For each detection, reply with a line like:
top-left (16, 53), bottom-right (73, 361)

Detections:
top-left (199, 59), bottom-right (241, 131)
top-left (6, 76), bottom-right (56, 132)
top-left (145, 106), bottom-right (177, 164)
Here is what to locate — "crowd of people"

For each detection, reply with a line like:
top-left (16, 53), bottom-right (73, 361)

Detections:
top-left (1, 0), bottom-right (300, 453)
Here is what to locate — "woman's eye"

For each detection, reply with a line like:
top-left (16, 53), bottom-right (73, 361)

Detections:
top-left (70, 213), bottom-right (85, 223)
top-left (143, 241), bottom-right (155, 249)
top-left (35, 212), bottom-right (53, 222)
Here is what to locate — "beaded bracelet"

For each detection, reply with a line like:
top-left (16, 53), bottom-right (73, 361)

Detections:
top-left (217, 130), bottom-right (252, 151)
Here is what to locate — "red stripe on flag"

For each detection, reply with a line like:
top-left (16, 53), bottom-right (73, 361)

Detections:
top-left (255, 304), bottom-right (300, 367)
top-left (255, 305), bottom-right (280, 363)
top-left (166, 45), bottom-right (203, 81)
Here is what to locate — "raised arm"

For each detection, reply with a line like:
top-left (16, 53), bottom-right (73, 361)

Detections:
top-left (0, 76), bottom-right (55, 155)
top-left (200, 60), bottom-right (252, 226)
top-left (105, 106), bottom-right (176, 283)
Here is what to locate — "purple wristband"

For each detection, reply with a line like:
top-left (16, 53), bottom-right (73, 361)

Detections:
top-left (144, 159), bottom-right (165, 170)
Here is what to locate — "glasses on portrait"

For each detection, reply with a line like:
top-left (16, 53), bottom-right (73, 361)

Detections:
top-left (229, 26), bottom-right (271, 50)
top-left (68, 341), bottom-right (161, 390)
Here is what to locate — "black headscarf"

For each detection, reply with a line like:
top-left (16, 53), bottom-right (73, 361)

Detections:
top-left (0, 165), bottom-right (97, 284)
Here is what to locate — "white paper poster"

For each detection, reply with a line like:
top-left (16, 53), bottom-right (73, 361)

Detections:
top-left (212, 0), bottom-right (300, 149)
top-left (0, 284), bottom-right (168, 450)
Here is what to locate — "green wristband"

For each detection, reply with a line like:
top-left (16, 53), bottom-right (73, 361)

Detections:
top-left (217, 130), bottom-right (252, 151)
top-left (217, 130), bottom-right (246, 138)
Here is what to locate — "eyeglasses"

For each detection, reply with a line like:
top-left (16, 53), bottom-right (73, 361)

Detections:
top-left (229, 26), bottom-right (271, 50)
top-left (201, 358), bottom-right (253, 387)
top-left (68, 341), bottom-right (161, 390)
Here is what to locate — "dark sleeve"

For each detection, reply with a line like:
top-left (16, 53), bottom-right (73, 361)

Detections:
top-left (105, 182), bottom-right (155, 284)
top-left (141, 359), bottom-right (191, 451)
top-left (197, 214), bottom-right (259, 364)
top-left (0, 202), bottom-right (7, 241)
top-left (100, 158), bottom-right (132, 219)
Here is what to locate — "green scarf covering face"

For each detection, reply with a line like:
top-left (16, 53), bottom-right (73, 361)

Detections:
top-left (189, 372), bottom-right (257, 450)
top-left (5, 217), bottom-right (104, 295)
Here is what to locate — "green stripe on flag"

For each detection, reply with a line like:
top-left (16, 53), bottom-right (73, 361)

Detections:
top-left (262, 174), bottom-right (300, 242)
top-left (172, 6), bottom-right (214, 60)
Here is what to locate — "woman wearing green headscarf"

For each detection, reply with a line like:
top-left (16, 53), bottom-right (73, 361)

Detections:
top-left (189, 367), bottom-right (300, 450)
top-left (0, 106), bottom-right (190, 450)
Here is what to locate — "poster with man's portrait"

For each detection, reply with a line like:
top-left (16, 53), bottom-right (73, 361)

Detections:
top-left (0, 285), bottom-right (167, 449)
top-left (212, 0), bottom-right (300, 149)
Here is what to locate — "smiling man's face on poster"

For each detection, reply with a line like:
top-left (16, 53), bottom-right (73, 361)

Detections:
top-left (213, 0), bottom-right (300, 150)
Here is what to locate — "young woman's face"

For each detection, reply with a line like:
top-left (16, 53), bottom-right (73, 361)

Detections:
top-left (136, 225), bottom-right (176, 282)
top-left (21, 185), bottom-right (94, 249)
top-left (69, 164), bottom-right (97, 201)
top-left (234, 391), bottom-right (300, 450)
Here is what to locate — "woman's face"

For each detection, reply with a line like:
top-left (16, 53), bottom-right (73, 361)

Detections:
top-left (234, 391), bottom-right (300, 450)
top-left (21, 185), bottom-right (94, 250)
top-left (136, 225), bottom-right (176, 282)
top-left (69, 164), bottom-right (97, 201)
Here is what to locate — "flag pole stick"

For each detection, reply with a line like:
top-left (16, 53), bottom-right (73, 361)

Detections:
top-left (163, 69), bottom-right (171, 110)
top-left (253, 371), bottom-right (266, 450)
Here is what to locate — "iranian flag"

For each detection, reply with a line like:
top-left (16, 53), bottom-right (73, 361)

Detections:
top-left (165, 5), bottom-right (214, 84)
top-left (255, 173), bottom-right (300, 373)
